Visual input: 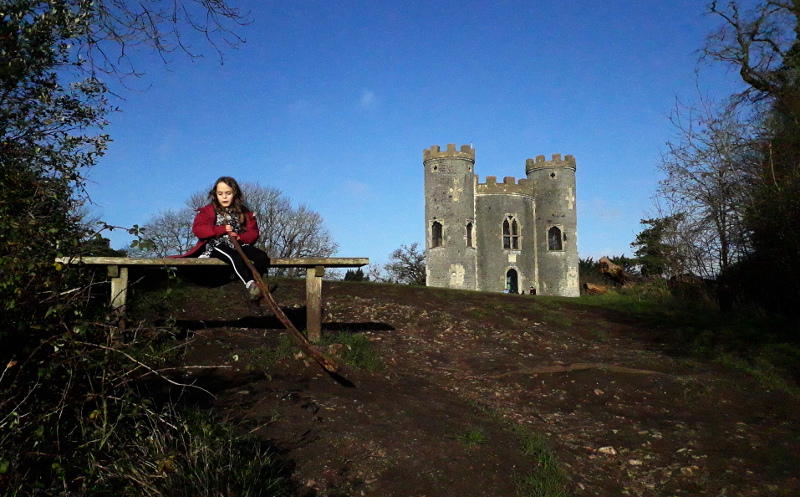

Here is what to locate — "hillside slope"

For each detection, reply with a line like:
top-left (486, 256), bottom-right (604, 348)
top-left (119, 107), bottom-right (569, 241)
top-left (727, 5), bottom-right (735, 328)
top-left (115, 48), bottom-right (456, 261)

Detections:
top-left (152, 279), bottom-right (800, 496)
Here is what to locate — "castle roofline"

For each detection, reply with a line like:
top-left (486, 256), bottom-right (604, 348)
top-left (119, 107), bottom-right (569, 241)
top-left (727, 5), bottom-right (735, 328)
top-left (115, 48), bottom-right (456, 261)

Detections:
top-left (525, 154), bottom-right (576, 174)
top-left (476, 175), bottom-right (534, 195)
top-left (424, 143), bottom-right (475, 163)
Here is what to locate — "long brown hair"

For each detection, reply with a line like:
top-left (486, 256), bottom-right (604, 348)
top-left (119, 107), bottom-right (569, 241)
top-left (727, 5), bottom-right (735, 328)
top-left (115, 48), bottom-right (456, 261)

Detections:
top-left (209, 176), bottom-right (249, 226)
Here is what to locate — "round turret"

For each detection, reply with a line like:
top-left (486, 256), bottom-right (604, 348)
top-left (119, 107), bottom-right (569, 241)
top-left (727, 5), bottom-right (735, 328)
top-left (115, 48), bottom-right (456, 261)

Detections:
top-left (423, 144), bottom-right (478, 289)
top-left (526, 154), bottom-right (579, 297)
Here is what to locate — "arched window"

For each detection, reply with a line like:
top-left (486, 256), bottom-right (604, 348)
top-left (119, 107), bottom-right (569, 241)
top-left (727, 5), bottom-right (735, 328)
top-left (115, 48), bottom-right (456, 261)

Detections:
top-left (548, 226), bottom-right (563, 251)
top-left (431, 221), bottom-right (443, 248)
top-left (466, 222), bottom-right (474, 248)
top-left (503, 216), bottom-right (520, 250)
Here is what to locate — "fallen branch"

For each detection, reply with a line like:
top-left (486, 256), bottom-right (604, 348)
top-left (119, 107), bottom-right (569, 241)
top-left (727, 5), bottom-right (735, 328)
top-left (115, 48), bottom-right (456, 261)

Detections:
top-left (76, 341), bottom-right (218, 397)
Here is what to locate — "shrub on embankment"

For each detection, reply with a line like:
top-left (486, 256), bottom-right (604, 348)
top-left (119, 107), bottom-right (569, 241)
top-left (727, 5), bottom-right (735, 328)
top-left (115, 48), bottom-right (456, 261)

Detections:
top-left (0, 286), bottom-right (291, 495)
top-left (573, 278), bottom-right (800, 393)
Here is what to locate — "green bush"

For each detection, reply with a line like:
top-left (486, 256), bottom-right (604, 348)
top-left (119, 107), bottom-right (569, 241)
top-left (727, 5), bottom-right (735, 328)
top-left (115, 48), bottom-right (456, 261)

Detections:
top-left (0, 323), bottom-right (290, 496)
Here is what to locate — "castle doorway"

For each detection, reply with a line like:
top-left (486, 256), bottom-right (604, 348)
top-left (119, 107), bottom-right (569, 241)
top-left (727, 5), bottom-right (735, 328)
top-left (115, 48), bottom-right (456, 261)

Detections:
top-left (506, 268), bottom-right (519, 294)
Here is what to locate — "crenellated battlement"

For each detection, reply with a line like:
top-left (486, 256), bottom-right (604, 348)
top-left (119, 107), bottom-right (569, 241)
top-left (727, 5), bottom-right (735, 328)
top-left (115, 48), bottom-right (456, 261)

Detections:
top-left (424, 143), bottom-right (475, 163)
top-left (476, 175), bottom-right (534, 196)
top-left (525, 153), bottom-right (577, 175)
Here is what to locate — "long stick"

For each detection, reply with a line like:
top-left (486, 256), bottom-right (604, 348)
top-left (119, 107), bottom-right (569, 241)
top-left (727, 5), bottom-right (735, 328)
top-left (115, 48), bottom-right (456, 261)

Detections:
top-left (229, 237), bottom-right (339, 373)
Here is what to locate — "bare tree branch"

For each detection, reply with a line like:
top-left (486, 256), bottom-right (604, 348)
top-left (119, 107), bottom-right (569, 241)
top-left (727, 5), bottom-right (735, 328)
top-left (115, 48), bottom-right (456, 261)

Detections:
top-left (384, 243), bottom-right (426, 285)
top-left (656, 94), bottom-right (761, 276)
top-left (704, 0), bottom-right (800, 101)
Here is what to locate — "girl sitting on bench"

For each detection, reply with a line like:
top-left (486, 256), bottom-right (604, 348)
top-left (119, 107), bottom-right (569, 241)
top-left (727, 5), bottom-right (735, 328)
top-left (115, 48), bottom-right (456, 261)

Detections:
top-left (171, 176), bottom-right (270, 312)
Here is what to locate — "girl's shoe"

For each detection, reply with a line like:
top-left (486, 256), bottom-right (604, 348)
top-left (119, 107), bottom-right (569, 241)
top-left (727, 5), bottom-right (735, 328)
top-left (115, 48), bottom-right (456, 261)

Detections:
top-left (248, 282), bottom-right (262, 300)
top-left (246, 282), bottom-right (263, 315)
top-left (247, 281), bottom-right (278, 298)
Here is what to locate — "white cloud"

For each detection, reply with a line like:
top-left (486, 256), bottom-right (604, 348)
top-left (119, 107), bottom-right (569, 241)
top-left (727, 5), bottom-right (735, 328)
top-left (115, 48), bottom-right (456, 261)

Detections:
top-left (359, 90), bottom-right (376, 107)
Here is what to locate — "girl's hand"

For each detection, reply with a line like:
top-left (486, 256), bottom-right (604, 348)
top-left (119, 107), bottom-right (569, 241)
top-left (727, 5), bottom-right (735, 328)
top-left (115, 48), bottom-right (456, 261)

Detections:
top-left (225, 225), bottom-right (239, 239)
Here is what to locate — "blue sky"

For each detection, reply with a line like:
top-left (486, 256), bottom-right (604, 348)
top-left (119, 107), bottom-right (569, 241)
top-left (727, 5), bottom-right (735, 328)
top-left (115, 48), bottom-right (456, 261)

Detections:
top-left (87, 0), bottom-right (746, 265)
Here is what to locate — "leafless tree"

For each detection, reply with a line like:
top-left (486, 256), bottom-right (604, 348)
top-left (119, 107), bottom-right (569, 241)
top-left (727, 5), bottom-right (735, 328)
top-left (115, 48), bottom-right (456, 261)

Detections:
top-left (703, 0), bottom-right (800, 104)
top-left (365, 263), bottom-right (390, 283)
top-left (653, 1), bottom-right (800, 311)
top-left (73, 0), bottom-right (250, 80)
top-left (384, 243), bottom-right (426, 285)
top-left (657, 97), bottom-right (760, 277)
top-left (128, 207), bottom-right (196, 257)
top-left (657, 1), bottom-right (800, 279)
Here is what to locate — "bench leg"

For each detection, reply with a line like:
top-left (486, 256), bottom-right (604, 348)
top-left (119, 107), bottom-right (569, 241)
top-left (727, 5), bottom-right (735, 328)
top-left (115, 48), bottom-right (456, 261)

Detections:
top-left (108, 265), bottom-right (129, 313)
top-left (306, 265), bottom-right (324, 341)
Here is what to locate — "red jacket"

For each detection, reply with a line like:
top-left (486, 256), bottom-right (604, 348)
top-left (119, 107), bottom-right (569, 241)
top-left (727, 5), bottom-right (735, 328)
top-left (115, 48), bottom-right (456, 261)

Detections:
top-left (170, 203), bottom-right (259, 258)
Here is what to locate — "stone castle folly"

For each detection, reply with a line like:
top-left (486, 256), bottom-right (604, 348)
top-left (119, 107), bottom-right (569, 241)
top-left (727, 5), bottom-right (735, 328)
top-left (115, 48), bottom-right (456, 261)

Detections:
top-left (423, 144), bottom-right (580, 297)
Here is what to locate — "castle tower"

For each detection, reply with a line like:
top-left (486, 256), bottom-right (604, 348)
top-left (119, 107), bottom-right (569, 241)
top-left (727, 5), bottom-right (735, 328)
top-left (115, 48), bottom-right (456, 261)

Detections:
top-left (423, 144), bottom-right (478, 289)
top-left (526, 154), bottom-right (580, 296)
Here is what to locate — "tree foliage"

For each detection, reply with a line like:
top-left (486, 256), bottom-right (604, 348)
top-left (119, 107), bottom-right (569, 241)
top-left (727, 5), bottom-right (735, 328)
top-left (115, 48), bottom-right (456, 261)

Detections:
top-left (1, 1), bottom-right (112, 336)
top-left (0, 2), bottom-right (280, 493)
top-left (705, 0), bottom-right (800, 312)
top-left (344, 268), bottom-right (368, 282)
top-left (630, 216), bottom-right (685, 277)
top-left (1, 0), bottom-right (249, 334)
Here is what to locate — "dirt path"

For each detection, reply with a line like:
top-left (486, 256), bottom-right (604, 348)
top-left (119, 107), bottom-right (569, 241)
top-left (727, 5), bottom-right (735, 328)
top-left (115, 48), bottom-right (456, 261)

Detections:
top-left (168, 280), bottom-right (800, 496)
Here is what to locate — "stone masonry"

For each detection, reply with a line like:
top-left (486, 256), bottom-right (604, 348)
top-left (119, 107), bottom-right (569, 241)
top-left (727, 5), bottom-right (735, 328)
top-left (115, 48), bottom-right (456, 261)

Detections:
top-left (423, 144), bottom-right (579, 297)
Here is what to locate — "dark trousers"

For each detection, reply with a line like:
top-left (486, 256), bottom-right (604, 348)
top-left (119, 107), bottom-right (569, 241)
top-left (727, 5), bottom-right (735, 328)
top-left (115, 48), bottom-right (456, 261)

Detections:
top-left (210, 244), bottom-right (271, 286)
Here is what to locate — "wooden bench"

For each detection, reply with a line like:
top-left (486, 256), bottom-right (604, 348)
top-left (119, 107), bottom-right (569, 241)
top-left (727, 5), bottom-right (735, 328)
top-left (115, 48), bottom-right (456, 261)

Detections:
top-left (55, 256), bottom-right (369, 341)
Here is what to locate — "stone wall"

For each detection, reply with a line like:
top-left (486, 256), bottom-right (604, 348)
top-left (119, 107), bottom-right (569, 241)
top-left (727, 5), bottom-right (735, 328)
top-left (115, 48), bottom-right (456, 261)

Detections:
top-left (475, 190), bottom-right (536, 293)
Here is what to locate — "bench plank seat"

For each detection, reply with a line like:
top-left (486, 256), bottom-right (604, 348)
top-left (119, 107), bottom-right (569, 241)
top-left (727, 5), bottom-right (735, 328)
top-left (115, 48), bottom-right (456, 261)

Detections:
top-left (56, 256), bottom-right (369, 341)
top-left (55, 256), bottom-right (368, 267)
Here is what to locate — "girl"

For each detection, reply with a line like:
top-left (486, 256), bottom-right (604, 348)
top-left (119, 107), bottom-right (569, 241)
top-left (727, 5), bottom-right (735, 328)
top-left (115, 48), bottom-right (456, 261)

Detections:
top-left (172, 176), bottom-right (271, 309)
